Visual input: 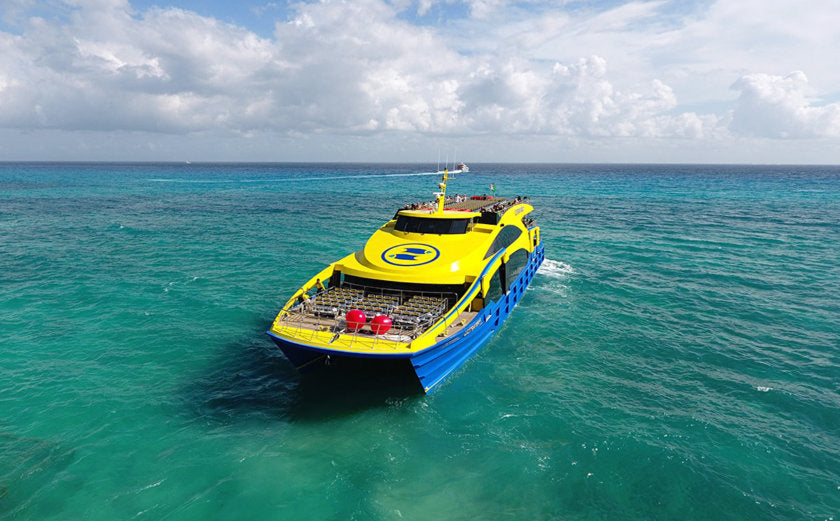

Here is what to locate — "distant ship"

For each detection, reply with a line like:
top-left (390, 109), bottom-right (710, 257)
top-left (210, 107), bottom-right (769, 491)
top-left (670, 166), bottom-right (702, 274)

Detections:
top-left (266, 165), bottom-right (544, 392)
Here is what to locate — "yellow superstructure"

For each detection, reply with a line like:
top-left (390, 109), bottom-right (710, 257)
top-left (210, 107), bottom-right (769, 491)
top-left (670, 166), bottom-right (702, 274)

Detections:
top-left (268, 194), bottom-right (539, 356)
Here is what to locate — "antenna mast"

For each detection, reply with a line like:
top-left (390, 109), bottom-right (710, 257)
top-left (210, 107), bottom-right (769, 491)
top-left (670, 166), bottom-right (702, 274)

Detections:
top-left (436, 168), bottom-right (449, 214)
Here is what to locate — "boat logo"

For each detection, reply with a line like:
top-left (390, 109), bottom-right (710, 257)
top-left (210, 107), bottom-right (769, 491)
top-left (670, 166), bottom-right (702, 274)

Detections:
top-left (381, 243), bottom-right (440, 266)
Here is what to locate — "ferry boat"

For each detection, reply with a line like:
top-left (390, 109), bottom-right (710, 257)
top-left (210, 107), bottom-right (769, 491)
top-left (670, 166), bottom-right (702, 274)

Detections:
top-left (266, 165), bottom-right (544, 393)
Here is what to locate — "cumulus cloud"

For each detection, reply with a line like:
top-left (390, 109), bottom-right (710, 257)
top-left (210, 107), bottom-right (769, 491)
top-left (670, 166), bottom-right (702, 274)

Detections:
top-left (0, 0), bottom-right (719, 140)
top-left (0, 0), bottom-right (839, 162)
top-left (0, 2), bottom-right (281, 133)
top-left (730, 71), bottom-right (840, 138)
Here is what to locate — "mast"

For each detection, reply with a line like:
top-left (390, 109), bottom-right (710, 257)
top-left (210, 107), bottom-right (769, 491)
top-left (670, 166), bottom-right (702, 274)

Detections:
top-left (436, 168), bottom-right (449, 214)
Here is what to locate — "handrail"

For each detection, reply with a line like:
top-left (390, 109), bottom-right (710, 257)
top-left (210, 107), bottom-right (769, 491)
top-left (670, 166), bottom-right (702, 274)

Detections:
top-left (272, 277), bottom-right (467, 349)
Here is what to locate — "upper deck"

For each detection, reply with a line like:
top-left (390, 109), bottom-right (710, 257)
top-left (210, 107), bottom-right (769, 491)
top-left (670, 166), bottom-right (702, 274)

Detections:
top-left (395, 196), bottom-right (534, 226)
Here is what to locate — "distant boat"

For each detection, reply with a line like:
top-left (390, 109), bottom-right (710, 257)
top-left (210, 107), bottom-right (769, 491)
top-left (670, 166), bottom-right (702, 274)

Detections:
top-left (266, 166), bottom-right (543, 393)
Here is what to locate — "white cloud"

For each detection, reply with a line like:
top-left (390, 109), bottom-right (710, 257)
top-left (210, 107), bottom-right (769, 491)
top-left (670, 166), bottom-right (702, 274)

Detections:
top-left (730, 71), bottom-right (840, 139)
top-left (0, 0), bottom-right (711, 137)
top-left (0, 0), bottom-right (839, 162)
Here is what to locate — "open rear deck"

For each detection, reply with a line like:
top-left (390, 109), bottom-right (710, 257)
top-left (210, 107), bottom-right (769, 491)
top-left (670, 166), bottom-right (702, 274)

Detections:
top-left (272, 282), bottom-right (475, 348)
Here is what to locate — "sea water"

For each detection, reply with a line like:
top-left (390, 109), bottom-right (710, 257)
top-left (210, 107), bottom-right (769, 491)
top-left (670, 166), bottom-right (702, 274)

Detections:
top-left (1, 162), bottom-right (838, 520)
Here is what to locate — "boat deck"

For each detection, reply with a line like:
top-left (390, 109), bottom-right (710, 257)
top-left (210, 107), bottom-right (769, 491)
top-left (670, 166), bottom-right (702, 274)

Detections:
top-left (435, 311), bottom-right (478, 338)
top-left (273, 280), bottom-right (467, 337)
top-left (273, 298), bottom-right (479, 349)
top-left (443, 197), bottom-right (504, 211)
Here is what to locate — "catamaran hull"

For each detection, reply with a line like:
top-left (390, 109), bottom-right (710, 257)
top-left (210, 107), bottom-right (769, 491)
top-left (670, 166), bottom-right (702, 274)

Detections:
top-left (267, 244), bottom-right (545, 393)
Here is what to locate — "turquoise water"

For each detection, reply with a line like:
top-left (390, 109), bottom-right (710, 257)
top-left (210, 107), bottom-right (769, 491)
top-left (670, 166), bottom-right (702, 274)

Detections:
top-left (1, 162), bottom-right (838, 520)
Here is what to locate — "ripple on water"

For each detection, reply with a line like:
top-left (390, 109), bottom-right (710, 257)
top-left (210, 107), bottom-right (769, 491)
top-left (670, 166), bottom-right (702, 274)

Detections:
top-left (2, 163), bottom-right (839, 520)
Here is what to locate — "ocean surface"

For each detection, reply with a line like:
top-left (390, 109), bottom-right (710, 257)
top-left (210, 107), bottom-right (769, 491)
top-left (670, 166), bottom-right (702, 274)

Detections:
top-left (1, 162), bottom-right (838, 520)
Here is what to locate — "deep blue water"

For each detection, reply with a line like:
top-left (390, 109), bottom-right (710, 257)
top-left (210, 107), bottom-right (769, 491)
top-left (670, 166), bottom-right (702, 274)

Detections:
top-left (1, 162), bottom-right (838, 520)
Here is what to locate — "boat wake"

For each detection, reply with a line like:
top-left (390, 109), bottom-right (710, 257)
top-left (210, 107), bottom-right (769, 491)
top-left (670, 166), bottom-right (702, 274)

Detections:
top-left (146, 171), bottom-right (443, 184)
top-left (282, 171), bottom-right (443, 182)
top-left (535, 258), bottom-right (574, 297)
top-left (538, 258), bottom-right (575, 280)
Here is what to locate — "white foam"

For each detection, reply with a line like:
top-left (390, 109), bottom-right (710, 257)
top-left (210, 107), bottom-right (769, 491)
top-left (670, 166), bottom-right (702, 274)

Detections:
top-left (243, 171), bottom-right (443, 183)
top-left (139, 479), bottom-right (164, 491)
top-left (756, 386), bottom-right (772, 392)
top-left (147, 170), bottom-right (442, 184)
top-left (538, 258), bottom-right (575, 279)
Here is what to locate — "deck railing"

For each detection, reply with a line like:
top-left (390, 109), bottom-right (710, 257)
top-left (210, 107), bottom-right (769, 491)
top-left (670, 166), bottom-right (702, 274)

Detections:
top-left (274, 283), bottom-right (460, 349)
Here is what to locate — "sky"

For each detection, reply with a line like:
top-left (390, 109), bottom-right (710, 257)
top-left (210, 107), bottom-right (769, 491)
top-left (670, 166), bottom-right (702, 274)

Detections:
top-left (1, 0), bottom-right (839, 163)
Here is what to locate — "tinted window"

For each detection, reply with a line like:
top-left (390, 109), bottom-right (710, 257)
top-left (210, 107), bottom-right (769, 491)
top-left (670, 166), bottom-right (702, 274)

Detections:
top-left (485, 267), bottom-right (504, 303)
top-left (484, 225), bottom-right (523, 258)
top-left (505, 249), bottom-right (529, 289)
top-left (395, 216), bottom-right (469, 234)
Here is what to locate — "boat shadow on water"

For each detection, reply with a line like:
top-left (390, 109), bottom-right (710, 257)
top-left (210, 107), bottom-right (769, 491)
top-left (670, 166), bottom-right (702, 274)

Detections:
top-left (187, 336), bottom-right (424, 424)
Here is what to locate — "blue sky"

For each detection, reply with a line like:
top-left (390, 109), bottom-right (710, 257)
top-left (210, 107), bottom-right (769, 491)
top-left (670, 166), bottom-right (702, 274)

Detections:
top-left (126, 0), bottom-right (290, 36)
top-left (1, 0), bottom-right (839, 163)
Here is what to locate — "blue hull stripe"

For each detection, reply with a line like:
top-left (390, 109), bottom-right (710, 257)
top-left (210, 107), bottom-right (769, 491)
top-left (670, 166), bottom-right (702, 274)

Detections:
top-left (410, 245), bottom-right (545, 392)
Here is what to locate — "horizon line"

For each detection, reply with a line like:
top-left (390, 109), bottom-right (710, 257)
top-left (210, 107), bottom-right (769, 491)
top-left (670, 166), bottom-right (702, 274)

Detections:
top-left (1, 160), bottom-right (839, 167)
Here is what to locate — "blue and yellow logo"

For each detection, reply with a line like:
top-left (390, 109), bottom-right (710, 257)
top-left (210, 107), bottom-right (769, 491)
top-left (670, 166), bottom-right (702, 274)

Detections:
top-left (381, 243), bottom-right (440, 267)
